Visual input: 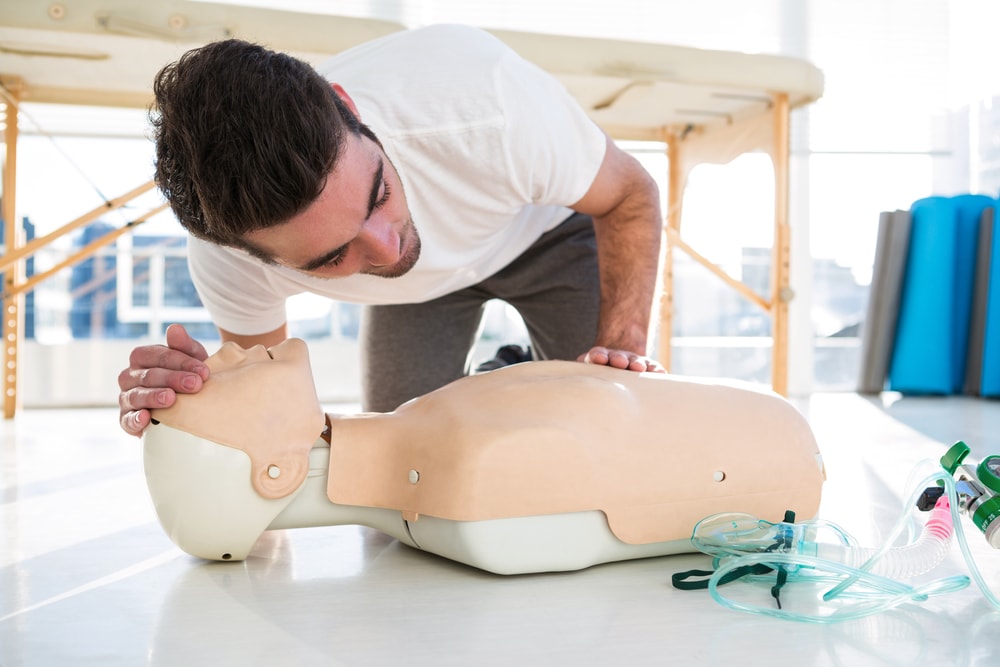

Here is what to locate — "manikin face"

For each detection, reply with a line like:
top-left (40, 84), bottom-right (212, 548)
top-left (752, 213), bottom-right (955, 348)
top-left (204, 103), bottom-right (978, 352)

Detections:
top-left (209, 337), bottom-right (305, 373)
top-left (199, 339), bottom-right (324, 433)
top-left (243, 131), bottom-right (421, 280)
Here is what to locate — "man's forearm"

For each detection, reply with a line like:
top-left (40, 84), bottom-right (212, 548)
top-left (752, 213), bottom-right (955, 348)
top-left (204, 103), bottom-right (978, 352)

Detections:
top-left (592, 179), bottom-right (663, 355)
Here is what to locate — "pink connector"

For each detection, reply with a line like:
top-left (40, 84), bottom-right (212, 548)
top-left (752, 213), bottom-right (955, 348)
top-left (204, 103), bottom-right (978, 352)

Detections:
top-left (924, 495), bottom-right (954, 542)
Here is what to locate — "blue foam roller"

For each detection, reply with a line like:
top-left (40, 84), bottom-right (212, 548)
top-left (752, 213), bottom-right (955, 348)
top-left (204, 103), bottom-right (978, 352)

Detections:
top-left (889, 194), bottom-right (994, 394)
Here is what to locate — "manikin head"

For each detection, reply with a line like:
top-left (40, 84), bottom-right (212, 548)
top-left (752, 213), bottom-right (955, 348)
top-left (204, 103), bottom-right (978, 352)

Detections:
top-left (151, 39), bottom-right (420, 279)
top-left (150, 338), bottom-right (325, 499)
top-left (143, 338), bottom-right (330, 560)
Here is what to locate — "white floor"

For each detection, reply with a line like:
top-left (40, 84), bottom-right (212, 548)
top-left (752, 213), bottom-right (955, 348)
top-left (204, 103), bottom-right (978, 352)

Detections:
top-left (2, 393), bottom-right (1000, 666)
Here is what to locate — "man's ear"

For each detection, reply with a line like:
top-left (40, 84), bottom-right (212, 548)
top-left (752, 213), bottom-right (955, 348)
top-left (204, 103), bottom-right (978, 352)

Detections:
top-left (331, 83), bottom-right (361, 119)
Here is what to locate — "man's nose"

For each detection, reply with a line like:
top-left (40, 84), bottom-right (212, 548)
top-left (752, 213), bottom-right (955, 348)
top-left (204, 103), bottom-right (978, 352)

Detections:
top-left (359, 219), bottom-right (400, 267)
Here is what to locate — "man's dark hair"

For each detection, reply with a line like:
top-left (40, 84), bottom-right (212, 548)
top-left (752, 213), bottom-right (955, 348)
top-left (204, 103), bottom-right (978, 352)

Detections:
top-left (150, 39), bottom-right (370, 250)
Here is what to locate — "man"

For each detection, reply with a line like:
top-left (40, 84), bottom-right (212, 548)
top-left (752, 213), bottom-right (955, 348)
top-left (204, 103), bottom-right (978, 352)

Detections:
top-left (118, 24), bottom-right (663, 436)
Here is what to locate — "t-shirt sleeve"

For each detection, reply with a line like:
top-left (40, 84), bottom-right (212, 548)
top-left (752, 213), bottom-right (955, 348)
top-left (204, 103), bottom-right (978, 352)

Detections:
top-left (187, 237), bottom-right (288, 335)
top-left (494, 46), bottom-right (608, 207)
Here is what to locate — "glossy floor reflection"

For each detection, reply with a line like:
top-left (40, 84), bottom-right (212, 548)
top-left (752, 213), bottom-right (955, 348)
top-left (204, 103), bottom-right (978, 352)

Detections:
top-left (2, 394), bottom-right (1000, 666)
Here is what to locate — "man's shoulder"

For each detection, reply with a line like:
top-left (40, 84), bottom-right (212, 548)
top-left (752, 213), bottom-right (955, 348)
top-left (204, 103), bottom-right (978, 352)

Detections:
top-left (406, 24), bottom-right (500, 44)
top-left (319, 24), bottom-right (508, 76)
top-left (366, 24), bottom-right (503, 54)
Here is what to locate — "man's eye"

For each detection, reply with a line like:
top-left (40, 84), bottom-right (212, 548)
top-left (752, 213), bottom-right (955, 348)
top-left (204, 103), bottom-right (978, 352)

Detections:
top-left (324, 253), bottom-right (346, 268)
top-left (375, 179), bottom-right (392, 209)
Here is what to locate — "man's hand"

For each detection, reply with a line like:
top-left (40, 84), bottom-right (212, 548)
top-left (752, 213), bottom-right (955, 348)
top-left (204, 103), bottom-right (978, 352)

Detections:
top-left (578, 346), bottom-right (665, 373)
top-left (117, 323), bottom-right (210, 437)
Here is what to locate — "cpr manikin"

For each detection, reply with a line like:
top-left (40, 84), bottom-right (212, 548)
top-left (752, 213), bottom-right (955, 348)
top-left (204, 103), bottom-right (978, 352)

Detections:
top-left (142, 340), bottom-right (826, 575)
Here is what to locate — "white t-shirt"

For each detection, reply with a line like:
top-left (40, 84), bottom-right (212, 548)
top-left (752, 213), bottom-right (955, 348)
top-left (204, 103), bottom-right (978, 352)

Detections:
top-left (188, 24), bottom-right (607, 335)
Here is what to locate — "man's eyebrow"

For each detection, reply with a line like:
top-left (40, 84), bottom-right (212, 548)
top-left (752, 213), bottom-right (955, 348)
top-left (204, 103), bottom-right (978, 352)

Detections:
top-left (238, 240), bottom-right (277, 265)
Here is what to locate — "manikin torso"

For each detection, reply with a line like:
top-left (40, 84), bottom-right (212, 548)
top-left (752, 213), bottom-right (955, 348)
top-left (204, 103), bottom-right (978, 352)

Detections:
top-left (143, 340), bottom-right (825, 574)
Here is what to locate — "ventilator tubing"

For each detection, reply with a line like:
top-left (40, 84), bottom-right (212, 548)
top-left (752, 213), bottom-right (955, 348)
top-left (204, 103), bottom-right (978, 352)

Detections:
top-left (810, 497), bottom-right (953, 579)
top-left (689, 464), bottom-right (1000, 622)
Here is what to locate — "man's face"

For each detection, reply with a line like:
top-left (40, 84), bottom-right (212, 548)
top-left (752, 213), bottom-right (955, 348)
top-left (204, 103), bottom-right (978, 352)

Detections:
top-left (242, 132), bottom-right (420, 279)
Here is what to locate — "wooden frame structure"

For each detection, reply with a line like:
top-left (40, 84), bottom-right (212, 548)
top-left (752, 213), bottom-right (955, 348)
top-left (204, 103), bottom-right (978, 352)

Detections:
top-left (0, 80), bottom-right (169, 416)
top-left (660, 92), bottom-right (794, 393)
top-left (2, 78), bottom-right (20, 418)
top-left (0, 1), bottom-right (823, 417)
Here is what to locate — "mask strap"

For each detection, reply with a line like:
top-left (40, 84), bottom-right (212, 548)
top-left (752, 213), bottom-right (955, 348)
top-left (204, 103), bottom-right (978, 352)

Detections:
top-left (671, 563), bottom-right (775, 591)
top-left (672, 509), bottom-right (797, 610)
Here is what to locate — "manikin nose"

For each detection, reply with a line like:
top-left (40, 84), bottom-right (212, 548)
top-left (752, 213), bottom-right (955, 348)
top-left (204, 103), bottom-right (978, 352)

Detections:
top-left (359, 220), bottom-right (401, 267)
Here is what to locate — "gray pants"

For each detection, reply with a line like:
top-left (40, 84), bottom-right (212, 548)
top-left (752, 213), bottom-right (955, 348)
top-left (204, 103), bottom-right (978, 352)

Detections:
top-left (360, 213), bottom-right (601, 411)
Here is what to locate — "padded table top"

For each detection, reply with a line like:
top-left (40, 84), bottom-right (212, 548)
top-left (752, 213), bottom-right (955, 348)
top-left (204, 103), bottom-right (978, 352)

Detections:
top-left (0, 0), bottom-right (824, 140)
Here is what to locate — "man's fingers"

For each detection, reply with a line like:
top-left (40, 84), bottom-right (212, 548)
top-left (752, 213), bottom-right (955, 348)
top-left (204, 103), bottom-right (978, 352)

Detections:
top-left (117, 355), bottom-right (204, 439)
top-left (123, 346), bottom-right (209, 388)
top-left (118, 366), bottom-right (205, 402)
top-left (118, 383), bottom-right (175, 412)
top-left (120, 407), bottom-right (152, 438)
top-left (165, 323), bottom-right (209, 361)
top-left (579, 346), bottom-right (665, 373)
top-left (118, 383), bottom-right (182, 437)
top-left (118, 326), bottom-right (208, 438)
top-left (578, 348), bottom-right (610, 365)
top-left (642, 358), bottom-right (666, 373)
